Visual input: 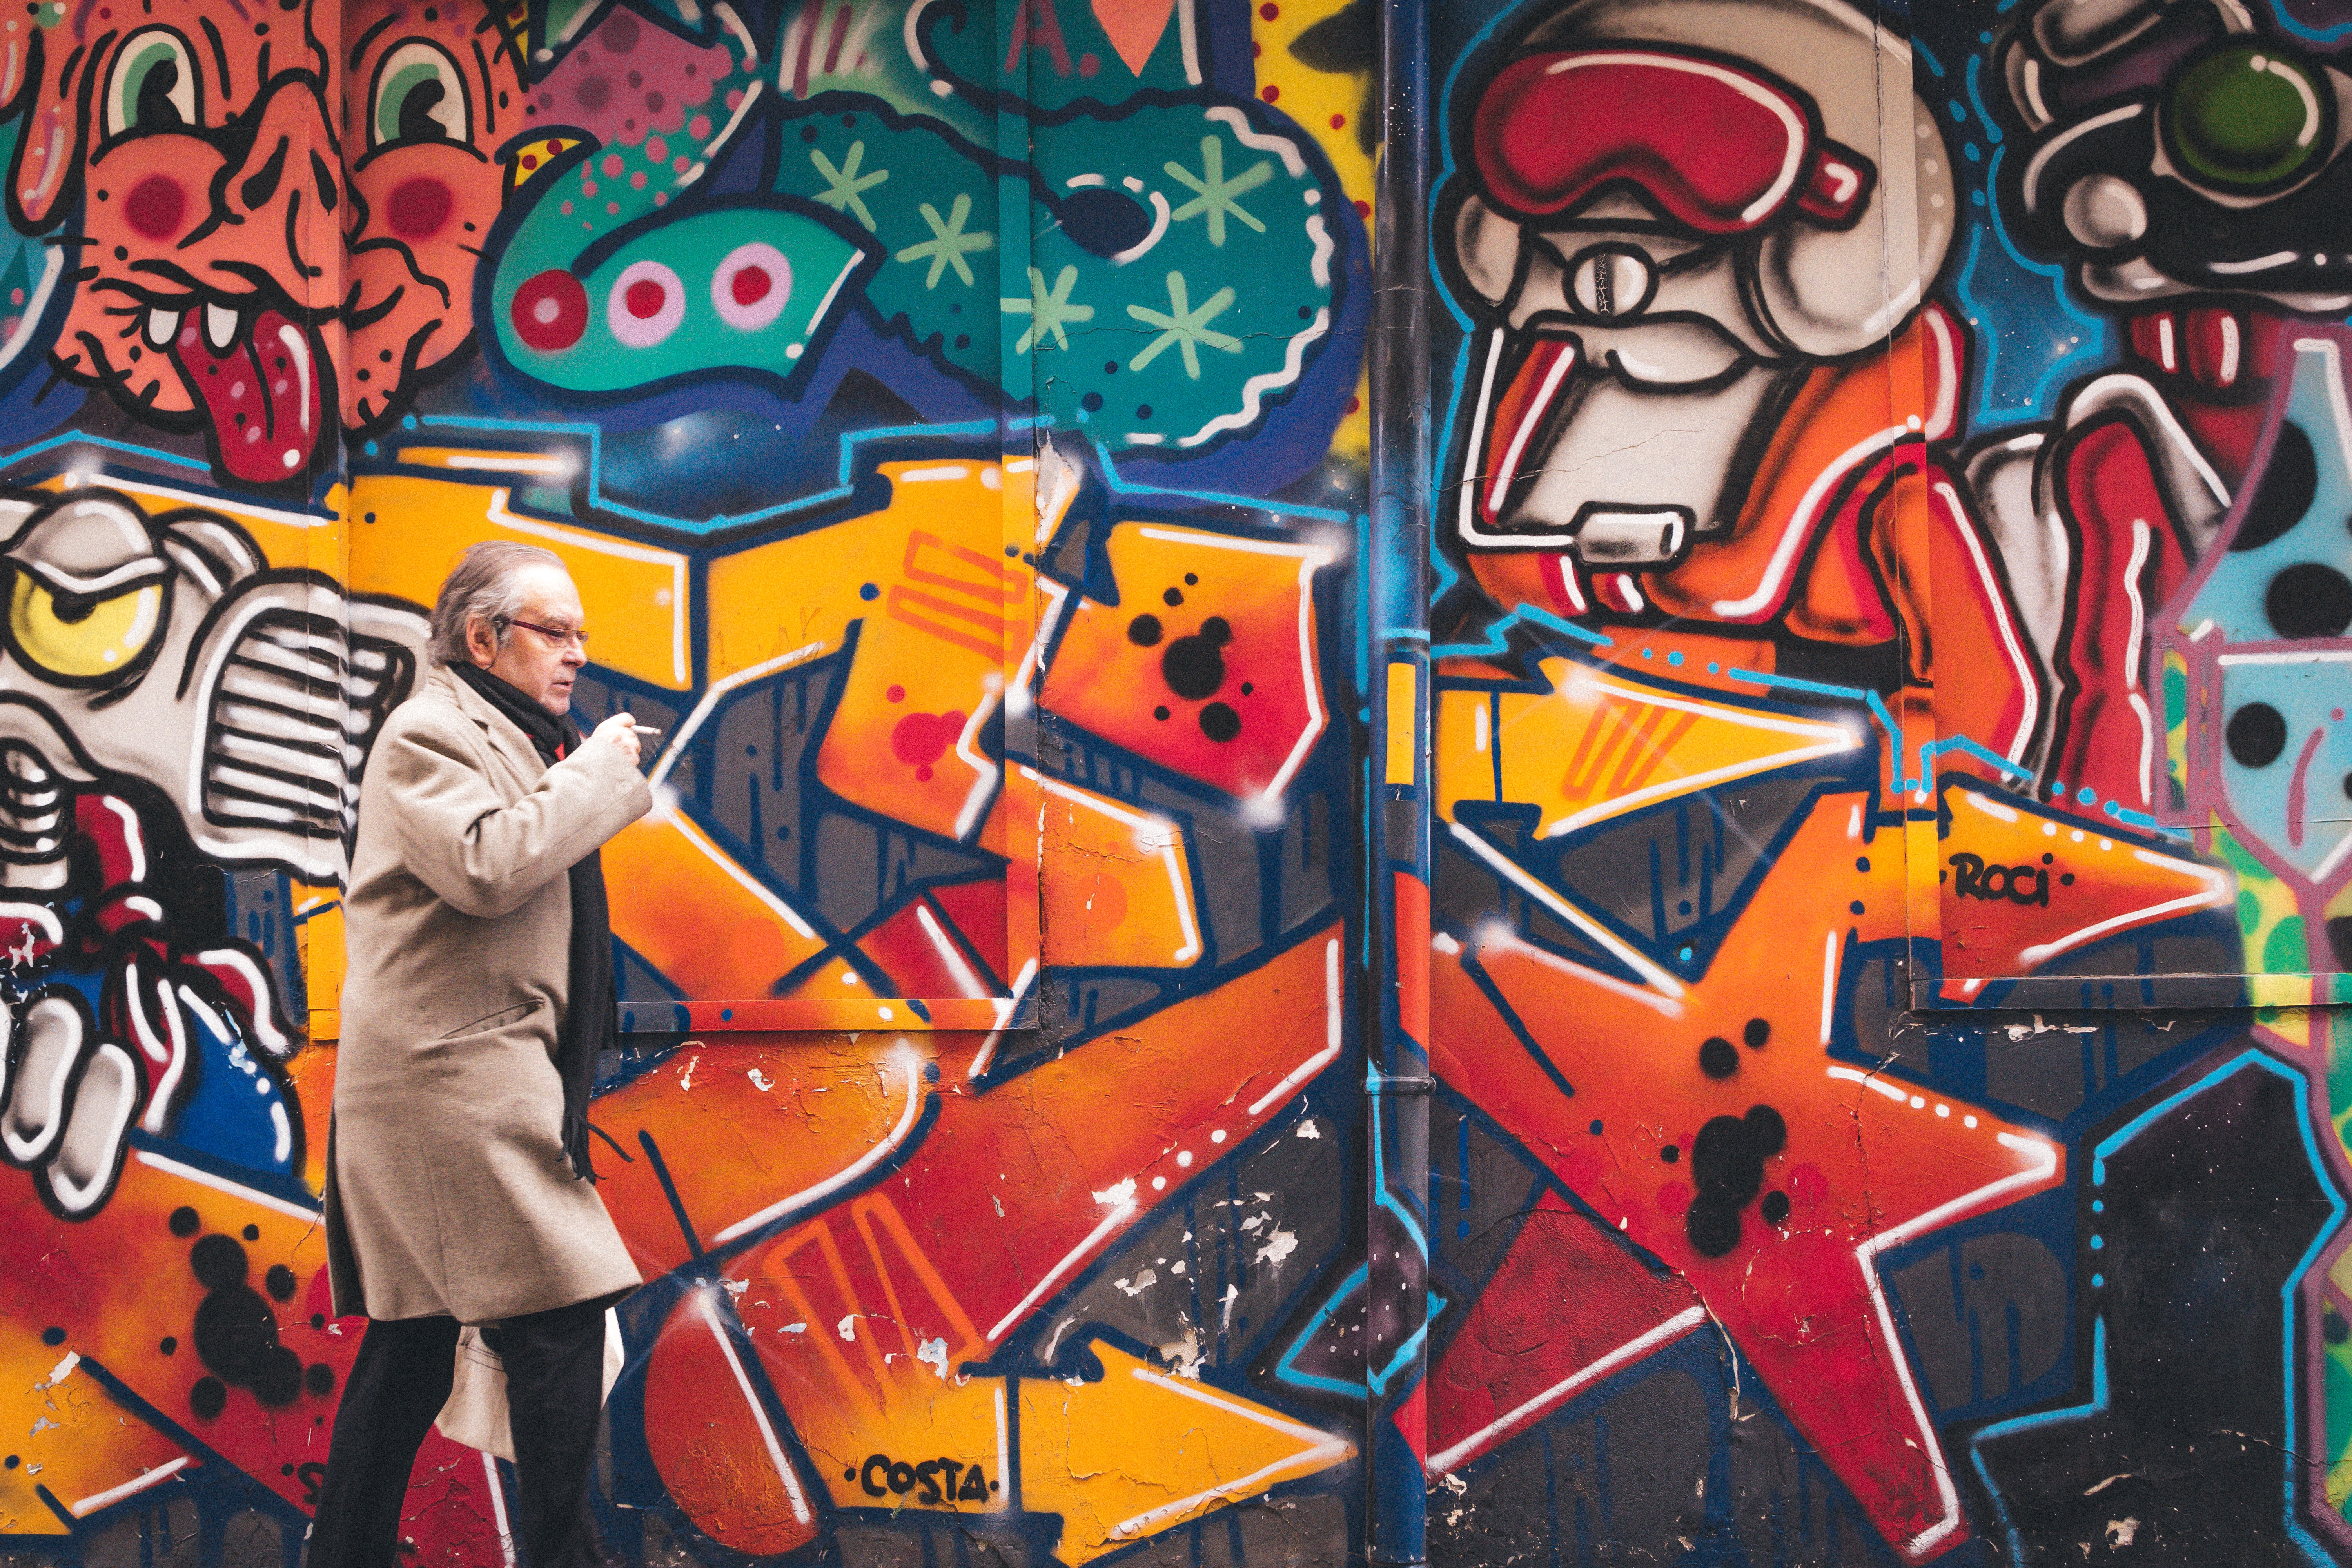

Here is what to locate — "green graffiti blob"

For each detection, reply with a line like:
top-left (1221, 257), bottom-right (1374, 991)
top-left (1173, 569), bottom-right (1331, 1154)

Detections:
top-left (489, 145), bottom-right (880, 401)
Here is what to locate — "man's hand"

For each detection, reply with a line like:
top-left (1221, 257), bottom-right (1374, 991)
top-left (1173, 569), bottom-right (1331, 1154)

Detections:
top-left (590, 712), bottom-right (643, 766)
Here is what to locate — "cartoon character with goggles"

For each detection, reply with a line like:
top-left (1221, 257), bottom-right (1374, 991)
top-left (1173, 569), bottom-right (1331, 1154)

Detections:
top-left (1436, 0), bottom-right (2038, 787)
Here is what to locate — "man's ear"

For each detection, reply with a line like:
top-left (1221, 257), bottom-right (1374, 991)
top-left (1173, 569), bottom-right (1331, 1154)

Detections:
top-left (1452, 194), bottom-right (1523, 309)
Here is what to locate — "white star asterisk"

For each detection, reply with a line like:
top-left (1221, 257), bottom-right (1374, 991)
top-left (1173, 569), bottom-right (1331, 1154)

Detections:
top-left (1003, 264), bottom-right (1094, 353)
top-left (809, 140), bottom-right (888, 230)
top-left (1165, 136), bottom-right (1272, 247)
top-left (1127, 271), bottom-right (1243, 379)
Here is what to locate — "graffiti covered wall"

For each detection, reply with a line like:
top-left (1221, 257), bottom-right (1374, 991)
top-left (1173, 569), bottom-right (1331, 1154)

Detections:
top-left (0, 0), bottom-right (1380, 1564)
top-left (1421, 0), bottom-right (2352, 1561)
top-left (13, 0), bottom-right (2352, 1562)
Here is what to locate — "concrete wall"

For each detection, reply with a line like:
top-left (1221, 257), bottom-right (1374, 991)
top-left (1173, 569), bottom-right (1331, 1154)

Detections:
top-left (0, 0), bottom-right (2345, 1564)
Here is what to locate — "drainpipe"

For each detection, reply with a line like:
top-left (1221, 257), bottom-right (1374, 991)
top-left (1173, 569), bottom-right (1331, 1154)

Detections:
top-left (1364, 0), bottom-right (1432, 1563)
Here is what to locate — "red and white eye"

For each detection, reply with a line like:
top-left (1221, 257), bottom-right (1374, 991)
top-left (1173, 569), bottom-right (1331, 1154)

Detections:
top-left (711, 242), bottom-right (793, 332)
top-left (512, 269), bottom-right (588, 353)
top-left (607, 260), bottom-right (685, 348)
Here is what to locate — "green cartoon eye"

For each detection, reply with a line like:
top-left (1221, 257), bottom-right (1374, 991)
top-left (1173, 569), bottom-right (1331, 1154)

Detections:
top-left (371, 42), bottom-right (468, 147)
top-left (2165, 42), bottom-right (2335, 192)
top-left (104, 29), bottom-right (198, 139)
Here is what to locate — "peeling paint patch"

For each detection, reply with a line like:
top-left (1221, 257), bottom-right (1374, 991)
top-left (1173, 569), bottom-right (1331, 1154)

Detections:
top-left (1160, 1329), bottom-right (1205, 1378)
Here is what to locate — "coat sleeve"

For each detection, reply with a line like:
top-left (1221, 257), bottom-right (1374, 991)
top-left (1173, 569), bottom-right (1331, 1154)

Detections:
top-left (379, 712), bottom-right (653, 920)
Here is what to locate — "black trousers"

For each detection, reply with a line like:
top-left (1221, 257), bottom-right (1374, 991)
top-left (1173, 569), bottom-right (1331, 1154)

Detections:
top-left (306, 1299), bottom-right (608, 1568)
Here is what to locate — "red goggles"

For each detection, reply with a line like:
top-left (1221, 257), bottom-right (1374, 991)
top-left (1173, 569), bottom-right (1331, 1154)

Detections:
top-left (1471, 49), bottom-right (1874, 234)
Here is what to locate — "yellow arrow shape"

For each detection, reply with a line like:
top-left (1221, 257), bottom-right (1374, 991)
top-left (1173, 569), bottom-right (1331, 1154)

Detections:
top-left (1437, 656), bottom-right (1864, 837)
top-left (1018, 1341), bottom-right (1354, 1565)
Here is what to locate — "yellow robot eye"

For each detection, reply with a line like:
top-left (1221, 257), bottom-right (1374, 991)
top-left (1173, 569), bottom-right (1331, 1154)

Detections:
top-left (8, 572), bottom-right (164, 680)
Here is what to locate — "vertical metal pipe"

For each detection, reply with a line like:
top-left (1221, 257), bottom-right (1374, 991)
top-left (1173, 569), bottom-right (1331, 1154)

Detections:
top-left (1365, 0), bottom-right (1432, 1563)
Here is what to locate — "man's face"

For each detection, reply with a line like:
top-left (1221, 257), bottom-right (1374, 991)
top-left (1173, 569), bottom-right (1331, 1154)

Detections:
top-left (471, 564), bottom-right (586, 716)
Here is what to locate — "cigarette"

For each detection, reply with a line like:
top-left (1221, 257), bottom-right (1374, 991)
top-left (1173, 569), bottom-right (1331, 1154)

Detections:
top-left (632, 725), bottom-right (662, 736)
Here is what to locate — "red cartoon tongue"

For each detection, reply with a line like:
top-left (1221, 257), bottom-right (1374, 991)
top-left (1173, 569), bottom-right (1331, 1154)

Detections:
top-left (166, 305), bottom-right (323, 484)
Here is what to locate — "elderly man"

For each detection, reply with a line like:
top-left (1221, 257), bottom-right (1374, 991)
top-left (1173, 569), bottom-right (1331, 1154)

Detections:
top-left (311, 542), bottom-right (650, 1568)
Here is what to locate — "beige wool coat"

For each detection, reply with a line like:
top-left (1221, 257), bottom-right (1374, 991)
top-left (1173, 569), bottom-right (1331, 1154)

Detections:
top-left (324, 664), bottom-right (651, 1323)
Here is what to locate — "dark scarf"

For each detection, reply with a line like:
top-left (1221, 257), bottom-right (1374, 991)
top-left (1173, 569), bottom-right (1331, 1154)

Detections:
top-left (450, 662), bottom-right (613, 1182)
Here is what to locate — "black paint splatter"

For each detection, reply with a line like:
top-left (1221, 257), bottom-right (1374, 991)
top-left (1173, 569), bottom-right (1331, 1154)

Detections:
top-left (2266, 562), bottom-right (2352, 639)
top-left (1684, 1106), bottom-right (1788, 1258)
top-left (185, 1234), bottom-right (313, 1415)
top-left (1163, 633), bottom-right (1226, 700)
top-left (2227, 703), bottom-right (2287, 769)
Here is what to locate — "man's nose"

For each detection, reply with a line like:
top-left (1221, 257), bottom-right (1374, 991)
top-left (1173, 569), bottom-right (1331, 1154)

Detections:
top-left (562, 642), bottom-right (588, 668)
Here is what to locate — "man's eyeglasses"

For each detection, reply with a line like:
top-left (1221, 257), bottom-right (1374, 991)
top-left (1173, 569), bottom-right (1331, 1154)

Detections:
top-left (499, 617), bottom-right (590, 651)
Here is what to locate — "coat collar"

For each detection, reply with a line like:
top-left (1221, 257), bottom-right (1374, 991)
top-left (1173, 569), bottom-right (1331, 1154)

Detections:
top-left (428, 663), bottom-right (546, 784)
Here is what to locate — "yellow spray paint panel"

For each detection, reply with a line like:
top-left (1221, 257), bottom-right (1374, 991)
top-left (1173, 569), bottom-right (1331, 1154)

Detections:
top-left (0, 1335), bottom-right (191, 1535)
top-left (293, 889), bottom-right (346, 1042)
top-left (703, 460), bottom-right (1028, 680)
top-left (1018, 1341), bottom-right (1355, 1565)
top-left (1248, 0), bottom-right (1373, 462)
top-left (603, 809), bottom-right (834, 999)
top-left (0, 1154), bottom-right (348, 1529)
top-left (705, 460), bottom-right (1029, 850)
top-left (1385, 660), bottom-right (1419, 785)
top-left (1027, 766), bottom-right (1203, 969)
top-left (725, 1212), bottom-right (1011, 1518)
top-left (351, 469), bottom-right (690, 688)
top-left (1041, 521), bottom-right (1340, 803)
top-left (1438, 658), bottom-right (1864, 835)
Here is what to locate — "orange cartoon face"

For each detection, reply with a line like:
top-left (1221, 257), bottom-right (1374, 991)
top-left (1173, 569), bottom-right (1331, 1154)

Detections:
top-left (342, 0), bottom-right (522, 430)
top-left (9, 0), bottom-right (341, 485)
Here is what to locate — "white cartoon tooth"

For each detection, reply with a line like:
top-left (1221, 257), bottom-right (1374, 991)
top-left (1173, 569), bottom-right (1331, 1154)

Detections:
top-left (145, 308), bottom-right (180, 349)
top-left (204, 301), bottom-right (240, 352)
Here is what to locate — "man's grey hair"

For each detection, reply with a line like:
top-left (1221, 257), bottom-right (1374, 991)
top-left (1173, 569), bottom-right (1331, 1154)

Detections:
top-left (426, 541), bottom-right (568, 666)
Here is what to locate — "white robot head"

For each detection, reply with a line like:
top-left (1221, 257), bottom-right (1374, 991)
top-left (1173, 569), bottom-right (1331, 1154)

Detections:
top-left (0, 488), bottom-right (425, 887)
top-left (1437, 0), bottom-right (1955, 587)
